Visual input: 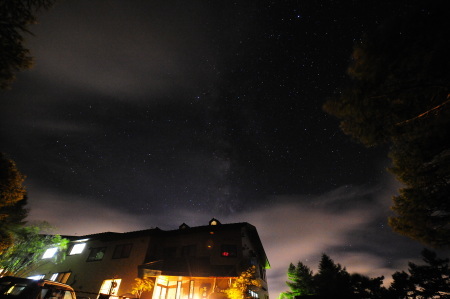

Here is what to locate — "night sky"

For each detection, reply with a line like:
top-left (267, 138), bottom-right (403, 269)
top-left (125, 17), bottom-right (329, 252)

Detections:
top-left (0, 0), bottom-right (430, 297)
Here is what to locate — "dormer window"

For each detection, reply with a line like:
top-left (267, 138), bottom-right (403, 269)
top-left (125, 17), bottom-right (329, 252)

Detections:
top-left (209, 218), bottom-right (221, 226)
top-left (179, 223), bottom-right (190, 229)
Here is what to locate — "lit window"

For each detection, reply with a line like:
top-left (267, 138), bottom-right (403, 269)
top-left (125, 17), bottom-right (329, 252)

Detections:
top-left (220, 245), bottom-right (237, 257)
top-left (42, 248), bottom-right (58, 259)
top-left (209, 218), bottom-right (221, 225)
top-left (189, 281), bottom-right (194, 299)
top-left (99, 279), bottom-right (121, 296)
top-left (176, 281), bottom-right (181, 299)
top-left (206, 239), bottom-right (214, 249)
top-left (69, 243), bottom-right (86, 255)
top-left (27, 274), bottom-right (45, 280)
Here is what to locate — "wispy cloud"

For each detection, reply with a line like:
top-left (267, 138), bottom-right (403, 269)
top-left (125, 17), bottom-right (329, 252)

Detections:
top-left (30, 1), bottom-right (219, 99)
top-left (26, 189), bottom-right (146, 235)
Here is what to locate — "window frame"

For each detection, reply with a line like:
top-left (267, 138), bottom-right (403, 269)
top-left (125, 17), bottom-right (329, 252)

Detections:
top-left (42, 248), bottom-right (58, 259)
top-left (50, 272), bottom-right (71, 284)
top-left (112, 244), bottom-right (132, 259)
top-left (86, 247), bottom-right (106, 262)
top-left (68, 243), bottom-right (86, 255)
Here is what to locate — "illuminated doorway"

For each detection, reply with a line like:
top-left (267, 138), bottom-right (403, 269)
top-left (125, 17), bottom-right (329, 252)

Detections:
top-left (99, 279), bottom-right (122, 297)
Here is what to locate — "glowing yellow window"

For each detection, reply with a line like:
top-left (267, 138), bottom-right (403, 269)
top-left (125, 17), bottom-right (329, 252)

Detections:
top-left (99, 279), bottom-right (122, 296)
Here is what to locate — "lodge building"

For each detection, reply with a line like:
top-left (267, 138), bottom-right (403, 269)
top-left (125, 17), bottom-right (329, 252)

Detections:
top-left (24, 219), bottom-right (270, 299)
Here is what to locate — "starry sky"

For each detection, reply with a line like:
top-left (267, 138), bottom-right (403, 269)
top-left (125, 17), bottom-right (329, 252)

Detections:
top-left (0, 0), bottom-right (432, 297)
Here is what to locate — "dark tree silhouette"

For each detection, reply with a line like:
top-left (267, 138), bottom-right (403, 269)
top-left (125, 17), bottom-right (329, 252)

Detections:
top-left (350, 273), bottom-right (385, 299)
top-left (389, 249), bottom-right (450, 299)
top-left (281, 254), bottom-right (386, 299)
top-left (323, 1), bottom-right (450, 247)
top-left (387, 271), bottom-right (413, 299)
top-left (0, 0), bottom-right (55, 89)
top-left (314, 254), bottom-right (353, 298)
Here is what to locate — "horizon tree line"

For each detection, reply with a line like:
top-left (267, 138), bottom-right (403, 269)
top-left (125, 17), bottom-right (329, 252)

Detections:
top-left (280, 249), bottom-right (450, 299)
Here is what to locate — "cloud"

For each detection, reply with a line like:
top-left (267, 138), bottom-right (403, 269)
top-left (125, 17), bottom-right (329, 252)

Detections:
top-left (26, 189), bottom-right (146, 235)
top-left (29, 1), bottom-right (219, 99)
top-left (222, 194), bottom-right (378, 297)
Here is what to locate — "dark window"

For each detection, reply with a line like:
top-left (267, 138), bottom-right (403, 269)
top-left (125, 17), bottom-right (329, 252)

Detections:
top-left (260, 266), bottom-right (266, 280)
top-left (220, 245), bottom-right (237, 257)
top-left (112, 244), bottom-right (132, 259)
top-left (181, 245), bottom-right (197, 257)
top-left (87, 247), bottom-right (106, 262)
top-left (163, 247), bottom-right (177, 259)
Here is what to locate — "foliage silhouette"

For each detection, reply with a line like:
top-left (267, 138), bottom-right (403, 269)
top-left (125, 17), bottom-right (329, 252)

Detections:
top-left (0, 153), bottom-right (27, 253)
top-left (389, 249), bottom-right (450, 298)
top-left (281, 254), bottom-right (386, 299)
top-left (0, 0), bottom-right (55, 89)
top-left (323, 1), bottom-right (450, 247)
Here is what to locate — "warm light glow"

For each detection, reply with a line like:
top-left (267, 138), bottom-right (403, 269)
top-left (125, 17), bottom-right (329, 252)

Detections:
top-left (155, 276), bottom-right (168, 285)
top-left (99, 279), bottom-right (122, 295)
top-left (176, 281), bottom-right (181, 299)
top-left (75, 238), bottom-right (89, 242)
top-left (206, 239), bottom-right (214, 249)
top-left (70, 243), bottom-right (86, 255)
top-left (42, 247), bottom-right (58, 259)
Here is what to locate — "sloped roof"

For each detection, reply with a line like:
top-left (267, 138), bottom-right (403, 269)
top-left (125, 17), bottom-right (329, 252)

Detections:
top-left (63, 221), bottom-right (269, 268)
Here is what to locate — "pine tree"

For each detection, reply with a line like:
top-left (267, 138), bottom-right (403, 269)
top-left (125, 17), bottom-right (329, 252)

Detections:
top-left (388, 249), bottom-right (450, 298)
top-left (387, 271), bottom-right (412, 299)
top-left (280, 262), bottom-right (315, 298)
top-left (281, 255), bottom-right (387, 299)
top-left (314, 254), bottom-right (353, 298)
top-left (323, 1), bottom-right (450, 247)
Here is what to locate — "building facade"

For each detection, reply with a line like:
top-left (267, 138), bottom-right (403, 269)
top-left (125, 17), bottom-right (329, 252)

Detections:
top-left (23, 219), bottom-right (270, 299)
